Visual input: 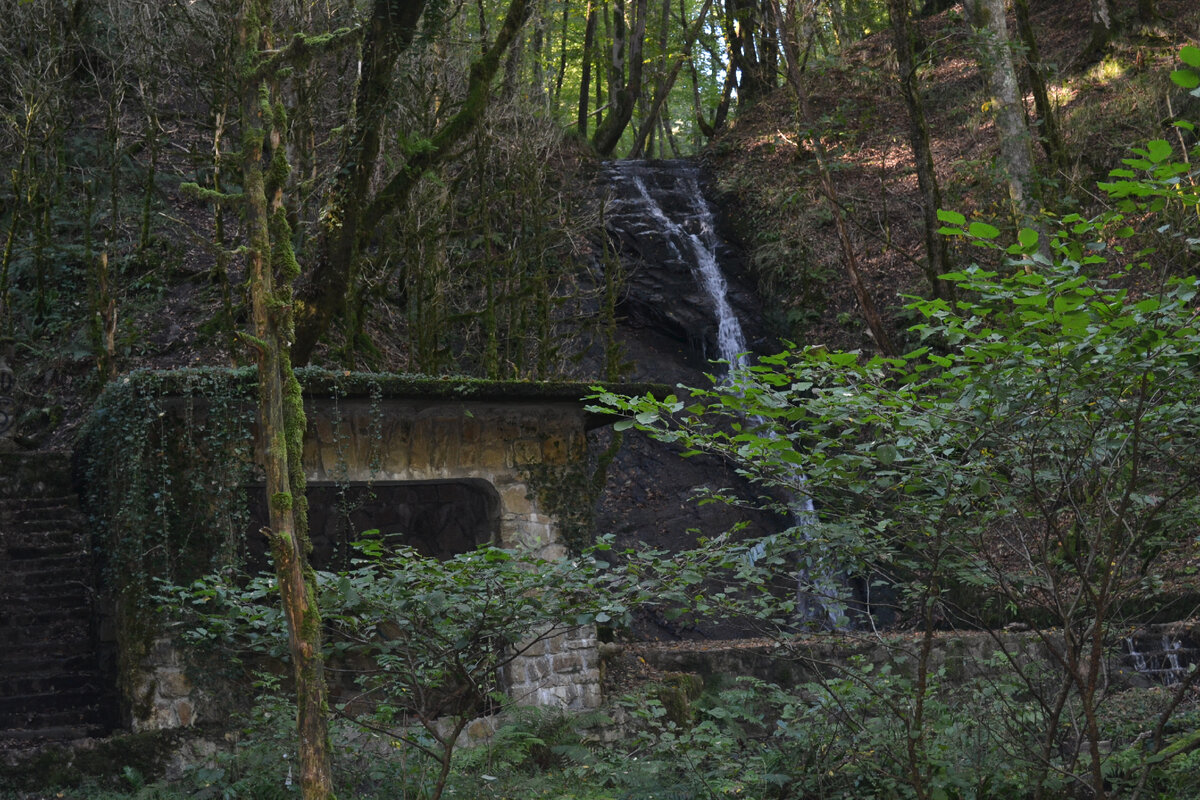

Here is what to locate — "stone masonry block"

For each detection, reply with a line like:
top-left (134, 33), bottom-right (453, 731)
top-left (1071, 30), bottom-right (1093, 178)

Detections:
top-left (511, 439), bottom-right (541, 466)
top-left (158, 668), bottom-right (192, 699)
top-left (551, 653), bottom-right (583, 673)
top-left (542, 435), bottom-right (567, 465)
top-left (499, 484), bottom-right (533, 515)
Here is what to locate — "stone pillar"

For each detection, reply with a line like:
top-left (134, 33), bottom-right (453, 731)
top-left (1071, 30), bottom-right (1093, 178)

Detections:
top-left (0, 340), bottom-right (16, 451)
top-left (500, 626), bottom-right (603, 710)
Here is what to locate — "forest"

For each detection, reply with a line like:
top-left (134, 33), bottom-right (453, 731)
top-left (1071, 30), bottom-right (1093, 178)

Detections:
top-left (2, 0), bottom-right (1200, 798)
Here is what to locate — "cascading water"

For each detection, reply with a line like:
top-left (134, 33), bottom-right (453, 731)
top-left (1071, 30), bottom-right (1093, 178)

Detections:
top-left (604, 160), bottom-right (749, 369)
top-left (603, 159), bottom-right (844, 628)
top-left (1126, 634), bottom-right (1193, 685)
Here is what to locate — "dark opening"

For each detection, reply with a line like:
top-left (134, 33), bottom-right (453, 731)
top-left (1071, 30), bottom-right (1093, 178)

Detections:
top-left (246, 480), bottom-right (500, 570)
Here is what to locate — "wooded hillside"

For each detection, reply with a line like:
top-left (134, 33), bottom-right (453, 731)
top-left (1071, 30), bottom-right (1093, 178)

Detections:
top-left (0, 1), bottom-right (1195, 447)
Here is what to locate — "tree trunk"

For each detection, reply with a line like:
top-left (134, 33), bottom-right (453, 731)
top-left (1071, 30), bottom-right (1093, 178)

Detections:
top-left (292, 0), bottom-right (427, 363)
top-left (885, 0), bottom-right (953, 301)
top-left (578, 4), bottom-right (597, 135)
top-left (293, 0), bottom-right (531, 364)
top-left (1081, 0), bottom-right (1114, 63)
top-left (238, 3), bottom-right (333, 797)
top-left (963, 0), bottom-right (1041, 231)
top-left (769, 0), bottom-right (896, 356)
top-left (827, 0), bottom-right (850, 45)
top-left (629, 0), bottom-right (714, 158)
top-left (553, 0), bottom-right (571, 107)
top-left (725, 0), bottom-right (773, 104)
top-left (1012, 0), bottom-right (1068, 173)
top-left (591, 0), bottom-right (648, 156)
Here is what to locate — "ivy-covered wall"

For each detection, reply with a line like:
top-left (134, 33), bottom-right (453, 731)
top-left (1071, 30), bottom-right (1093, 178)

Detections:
top-left (77, 367), bottom-right (618, 728)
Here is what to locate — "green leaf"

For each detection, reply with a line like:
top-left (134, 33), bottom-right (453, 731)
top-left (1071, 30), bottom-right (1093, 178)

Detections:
top-left (937, 209), bottom-right (965, 225)
top-left (968, 221), bottom-right (1000, 239)
top-left (1145, 139), bottom-right (1174, 163)
top-left (1181, 45), bottom-right (1200, 68)
top-left (1170, 69), bottom-right (1200, 89)
top-left (1017, 228), bottom-right (1039, 249)
top-left (876, 444), bottom-right (899, 465)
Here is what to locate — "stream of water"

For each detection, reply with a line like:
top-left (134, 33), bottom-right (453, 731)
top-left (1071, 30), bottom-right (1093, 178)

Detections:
top-left (604, 159), bottom-right (844, 628)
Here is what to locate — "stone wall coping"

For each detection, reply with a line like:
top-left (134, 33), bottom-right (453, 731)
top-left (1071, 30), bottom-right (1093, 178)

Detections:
top-left (94, 368), bottom-right (669, 430)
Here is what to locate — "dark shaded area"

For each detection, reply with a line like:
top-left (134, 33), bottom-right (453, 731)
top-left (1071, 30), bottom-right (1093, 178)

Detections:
top-left (245, 480), bottom-right (500, 571)
top-left (0, 453), bottom-right (117, 745)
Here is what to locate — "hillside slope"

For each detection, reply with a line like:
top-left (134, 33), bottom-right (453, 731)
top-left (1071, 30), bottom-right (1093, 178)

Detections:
top-left (705, 0), bottom-right (1200, 353)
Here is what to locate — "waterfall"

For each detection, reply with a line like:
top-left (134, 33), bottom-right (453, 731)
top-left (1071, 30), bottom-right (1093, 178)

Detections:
top-left (604, 160), bottom-right (749, 369)
top-left (1125, 634), bottom-right (1192, 685)
top-left (604, 159), bottom-right (844, 629)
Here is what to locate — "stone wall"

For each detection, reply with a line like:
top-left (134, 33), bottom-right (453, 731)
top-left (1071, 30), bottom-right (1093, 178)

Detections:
top-left (500, 627), bottom-right (603, 710)
top-left (296, 398), bottom-right (590, 563)
top-left (620, 622), bottom-right (1200, 693)
top-left (127, 391), bottom-right (605, 732)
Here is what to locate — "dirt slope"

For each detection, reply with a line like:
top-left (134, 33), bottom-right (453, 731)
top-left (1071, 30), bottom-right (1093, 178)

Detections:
top-left (705, 0), bottom-right (1200, 354)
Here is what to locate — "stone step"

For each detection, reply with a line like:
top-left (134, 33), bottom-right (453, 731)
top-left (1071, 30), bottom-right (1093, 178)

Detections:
top-left (0, 497), bottom-right (81, 512)
top-left (0, 722), bottom-right (106, 742)
top-left (0, 557), bottom-right (91, 586)
top-left (0, 585), bottom-right (91, 606)
top-left (2, 519), bottom-right (84, 539)
top-left (0, 687), bottom-right (105, 717)
top-left (4, 535), bottom-right (87, 559)
top-left (1, 670), bottom-right (105, 697)
top-left (0, 604), bottom-right (92, 630)
top-left (0, 619), bottom-right (90, 647)
top-left (0, 640), bottom-right (96, 668)
top-left (0, 651), bottom-right (98, 678)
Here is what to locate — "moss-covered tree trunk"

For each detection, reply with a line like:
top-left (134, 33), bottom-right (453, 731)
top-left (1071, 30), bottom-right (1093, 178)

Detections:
top-left (963, 0), bottom-right (1040, 231)
top-left (238, 2), bottom-right (334, 797)
top-left (292, 0), bottom-right (531, 364)
top-left (885, 0), bottom-right (953, 301)
top-left (590, 0), bottom-right (648, 156)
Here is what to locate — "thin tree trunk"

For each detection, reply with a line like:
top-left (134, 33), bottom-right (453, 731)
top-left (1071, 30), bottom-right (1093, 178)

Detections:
top-left (769, 0), bottom-right (896, 356)
top-left (629, 0), bottom-right (714, 158)
top-left (531, 0), bottom-right (547, 102)
top-left (578, 4), bottom-right (597, 135)
top-left (238, 3), bottom-right (333, 797)
top-left (886, 0), bottom-right (953, 300)
top-left (963, 0), bottom-right (1041, 231)
top-left (827, 0), bottom-right (850, 45)
top-left (1012, 0), bottom-right (1067, 173)
top-left (553, 0), bottom-right (571, 107)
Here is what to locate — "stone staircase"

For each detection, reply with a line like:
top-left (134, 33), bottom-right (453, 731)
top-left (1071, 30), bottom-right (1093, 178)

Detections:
top-left (0, 453), bottom-right (116, 744)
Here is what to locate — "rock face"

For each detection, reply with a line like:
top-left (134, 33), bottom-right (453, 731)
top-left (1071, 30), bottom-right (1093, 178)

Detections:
top-left (600, 159), bottom-right (769, 379)
top-left (0, 453), bottom-right (117, 743)
top-left (593, 160), bottom-right (786, 640)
